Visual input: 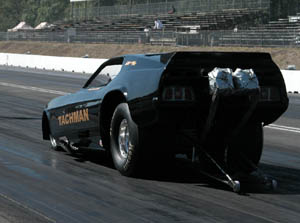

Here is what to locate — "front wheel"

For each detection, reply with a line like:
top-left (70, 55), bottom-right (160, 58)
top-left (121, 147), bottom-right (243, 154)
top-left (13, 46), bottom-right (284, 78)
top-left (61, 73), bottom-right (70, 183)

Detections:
top-left (110, 103), bottom-right (141, 177)
top-left (49, 134), bottom-right (61, 151)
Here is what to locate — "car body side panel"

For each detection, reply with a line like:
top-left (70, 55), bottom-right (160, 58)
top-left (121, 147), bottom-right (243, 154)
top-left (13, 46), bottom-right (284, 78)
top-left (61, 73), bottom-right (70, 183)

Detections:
top-left (47, 88), bottom-right (104, 148)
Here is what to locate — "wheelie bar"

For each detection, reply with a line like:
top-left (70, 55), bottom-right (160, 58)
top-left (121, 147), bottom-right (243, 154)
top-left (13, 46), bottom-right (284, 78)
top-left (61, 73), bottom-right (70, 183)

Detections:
top-left (189, 89), bottom-right (241, 193)
top-left (193, 145), bottom-right (278, 193)
top-left (195, 146), bottom-right (241, 193)
top-left (182, 89), bottom-right (277, 193)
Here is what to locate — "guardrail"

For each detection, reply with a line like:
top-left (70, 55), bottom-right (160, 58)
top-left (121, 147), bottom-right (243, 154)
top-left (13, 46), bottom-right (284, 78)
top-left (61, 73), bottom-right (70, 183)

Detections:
top-left (0, 53), bottom-right (299, 93)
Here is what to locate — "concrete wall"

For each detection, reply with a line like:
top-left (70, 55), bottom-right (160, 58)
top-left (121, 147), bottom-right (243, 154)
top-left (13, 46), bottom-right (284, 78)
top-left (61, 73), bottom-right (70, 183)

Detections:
top-left (0, 53), bottom-right (107, 74)
top-left (0, 53), bottom-right (299, 93)
top-left (281, 70), bottom-right (300, 93)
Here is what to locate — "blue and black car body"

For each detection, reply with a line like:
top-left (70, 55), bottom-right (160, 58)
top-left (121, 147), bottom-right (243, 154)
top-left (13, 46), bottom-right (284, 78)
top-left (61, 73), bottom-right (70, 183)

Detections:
top-left (42, 52), bottom-right (288, 177)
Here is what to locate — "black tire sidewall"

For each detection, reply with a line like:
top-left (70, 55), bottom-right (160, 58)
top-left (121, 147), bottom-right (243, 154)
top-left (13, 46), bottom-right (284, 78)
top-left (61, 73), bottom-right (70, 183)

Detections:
top-left (227, 122), bottom-right (263, 173)
top-left (110, 103), bottom-right (140, 176)
top-left (241, 122), bottom-right (263, 165)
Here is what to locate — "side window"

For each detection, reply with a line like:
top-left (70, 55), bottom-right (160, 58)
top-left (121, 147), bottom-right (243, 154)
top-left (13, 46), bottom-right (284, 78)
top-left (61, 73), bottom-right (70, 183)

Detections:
top-left (87, 73), bottom-right (111, 88)
top-left (99, 64), bottom-right (122, 80)
top-left (85, 58), bottom-right (123, 88)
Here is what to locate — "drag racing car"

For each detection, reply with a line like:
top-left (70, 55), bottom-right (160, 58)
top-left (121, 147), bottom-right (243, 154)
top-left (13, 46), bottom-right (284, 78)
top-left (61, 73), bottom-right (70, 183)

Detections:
top-left (42, 52), bottom-right (288, 190)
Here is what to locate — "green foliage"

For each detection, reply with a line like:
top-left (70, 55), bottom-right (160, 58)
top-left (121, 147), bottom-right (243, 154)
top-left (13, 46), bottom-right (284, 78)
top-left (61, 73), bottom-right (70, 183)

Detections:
top-left (0, 0), bottom-right (25, 31)
top-left (0, 0), bottom-right (69, 31)
top-left (21, 0), bottom-right (40, 26)
top-left (35, 0), bottom-right (70, 25)
top-left (91, 0), bottom-right (120, 6)
top-left (270, 0), bottom-right (300, 20)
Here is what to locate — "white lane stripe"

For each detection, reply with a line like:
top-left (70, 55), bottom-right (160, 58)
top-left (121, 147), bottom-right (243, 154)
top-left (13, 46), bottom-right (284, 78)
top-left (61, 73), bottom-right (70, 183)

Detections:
top-left (265, 124), bottom-right (300, 134)
top-left (0, 82), bottom-right (67, 95)
top-left (269, 124), bottom-right (300, 131)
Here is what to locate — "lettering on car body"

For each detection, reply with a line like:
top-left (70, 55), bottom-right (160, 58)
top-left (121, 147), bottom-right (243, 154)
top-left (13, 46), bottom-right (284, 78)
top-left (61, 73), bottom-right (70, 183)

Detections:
top-left (125, 61), bottom-right (137, 66)
top-left (58, 109), bottom-right (89, 126)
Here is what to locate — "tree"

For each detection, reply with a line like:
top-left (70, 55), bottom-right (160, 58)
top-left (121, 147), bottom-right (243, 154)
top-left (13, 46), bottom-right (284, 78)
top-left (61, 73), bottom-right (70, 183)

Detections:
top-left (21, 0), bottom-right (41, 26)
top-left (35, 0), bottom-right (70, 25)
top-left (0, 0), bottom-right (69, 31)
top-left (0, 0), bottom-right (25, 31)
top-left (270, 0), bottom-right (300, 20)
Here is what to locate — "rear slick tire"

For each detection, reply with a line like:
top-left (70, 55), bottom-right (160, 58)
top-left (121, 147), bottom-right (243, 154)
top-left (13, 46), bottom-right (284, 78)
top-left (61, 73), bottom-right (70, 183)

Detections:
top-left (227, 122), bottom-right (263, 174)
top-left (110, 103), bottom-right (141, 177)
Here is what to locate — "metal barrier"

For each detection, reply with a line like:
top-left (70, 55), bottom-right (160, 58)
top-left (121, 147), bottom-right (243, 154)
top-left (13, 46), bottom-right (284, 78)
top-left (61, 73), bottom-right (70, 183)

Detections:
top-left (72, 0), bottom-right (270, 20)
top-left (1, 29), bottom-right (298, 47)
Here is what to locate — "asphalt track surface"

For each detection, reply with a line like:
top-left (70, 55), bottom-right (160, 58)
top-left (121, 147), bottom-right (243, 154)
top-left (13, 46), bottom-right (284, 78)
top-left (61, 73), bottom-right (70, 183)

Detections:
top-left (0, 66), bottom-right (300, 223)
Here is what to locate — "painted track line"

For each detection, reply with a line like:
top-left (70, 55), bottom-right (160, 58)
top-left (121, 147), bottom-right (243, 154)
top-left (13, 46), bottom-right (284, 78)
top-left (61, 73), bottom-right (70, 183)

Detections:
top-left (0, 82), bottom-right (67, 95)
top-left (0, 191), bottom-right (56, 223)
top-left (265, 124), bottom-right (300, 134)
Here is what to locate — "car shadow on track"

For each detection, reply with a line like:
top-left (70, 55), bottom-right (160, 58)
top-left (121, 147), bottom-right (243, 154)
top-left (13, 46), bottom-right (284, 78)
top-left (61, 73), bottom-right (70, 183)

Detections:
top-left (257, 163), bottom-right (300, 195)
top-left (67, 150), bottom-right (214, 184)
top-left (198, 163), bottom-right (300, 195)
top-left (66, 150), bottom-right (300, 195)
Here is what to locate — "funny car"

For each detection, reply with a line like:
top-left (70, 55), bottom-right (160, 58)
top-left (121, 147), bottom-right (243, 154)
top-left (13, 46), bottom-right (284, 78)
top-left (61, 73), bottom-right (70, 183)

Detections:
top-left (42, 52), bottom-right (288, 178)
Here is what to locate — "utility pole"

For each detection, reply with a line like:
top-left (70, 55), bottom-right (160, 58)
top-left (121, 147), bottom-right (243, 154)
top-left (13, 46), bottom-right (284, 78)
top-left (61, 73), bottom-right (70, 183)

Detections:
top-left (98, 0), bottom-right (100, 17)
top-left (71, 2), bottom-right (74, 21)
top-left (129, 0), bottom-right (132, 15)
top-left (85, 0), bottom-right (88, 20)
top-left (147, 0), bottom-right (149, 15)
top-left (166, 0), bottom-right (168, 13)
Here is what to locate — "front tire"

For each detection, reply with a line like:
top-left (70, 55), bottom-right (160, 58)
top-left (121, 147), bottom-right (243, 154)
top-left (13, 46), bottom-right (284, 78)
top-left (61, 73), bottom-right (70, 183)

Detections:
top-left (110, 103), bottom-right (141, 177)
top-left (49, 134), bottom-right (61, 151)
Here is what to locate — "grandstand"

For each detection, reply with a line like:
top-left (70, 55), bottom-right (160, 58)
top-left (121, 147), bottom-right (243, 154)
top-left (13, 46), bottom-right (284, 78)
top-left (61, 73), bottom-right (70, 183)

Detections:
top-left (1, 0), bottom-right (300, 48)
top-left (220, 13), bottom-right (300, 47)
top-left (52, 8), bottom-right (267, 32)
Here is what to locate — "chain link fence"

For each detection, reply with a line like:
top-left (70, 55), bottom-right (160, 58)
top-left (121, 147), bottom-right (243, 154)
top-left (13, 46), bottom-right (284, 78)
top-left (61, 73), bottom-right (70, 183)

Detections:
top-left (1, 28), bottom-right (299, 47)
top-left (72, 0), bottom-right (270, 20)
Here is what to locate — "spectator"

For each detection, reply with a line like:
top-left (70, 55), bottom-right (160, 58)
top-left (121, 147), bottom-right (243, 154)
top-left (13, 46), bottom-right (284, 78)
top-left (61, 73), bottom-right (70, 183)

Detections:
top-left (154, 19), bottom-right (163, 30)
top-left (153, 19), bottom-right (158, 29)
top-left (234, 25), bottom-right (238, 32)
top-left (168, 5), bottom-right (176, 14)
top-left (144, 26), bottom-right (151, 43)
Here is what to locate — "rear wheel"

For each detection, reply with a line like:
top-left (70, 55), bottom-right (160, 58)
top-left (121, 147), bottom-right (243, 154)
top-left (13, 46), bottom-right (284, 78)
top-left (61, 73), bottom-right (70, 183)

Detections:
top-left (226, 122), bottom-right (263, 173)
top-left (110, 103), bottom-right (142, 177)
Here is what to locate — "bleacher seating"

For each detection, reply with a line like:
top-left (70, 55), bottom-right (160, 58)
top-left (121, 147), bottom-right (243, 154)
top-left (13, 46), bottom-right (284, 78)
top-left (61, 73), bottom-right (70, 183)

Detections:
top-left (13, 7), bottom-right (294, 47)
top-left (47, 8), bottom-right (267, 33)
top-left (219, 14), bottom-right (300, 47)
top-left (27, 8), bottom-right (266, 46)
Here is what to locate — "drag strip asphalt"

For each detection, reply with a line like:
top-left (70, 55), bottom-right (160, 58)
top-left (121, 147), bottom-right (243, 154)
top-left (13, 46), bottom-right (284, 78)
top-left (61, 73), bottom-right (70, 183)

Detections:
top-left (0, 67), bottom-right (300, 223)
